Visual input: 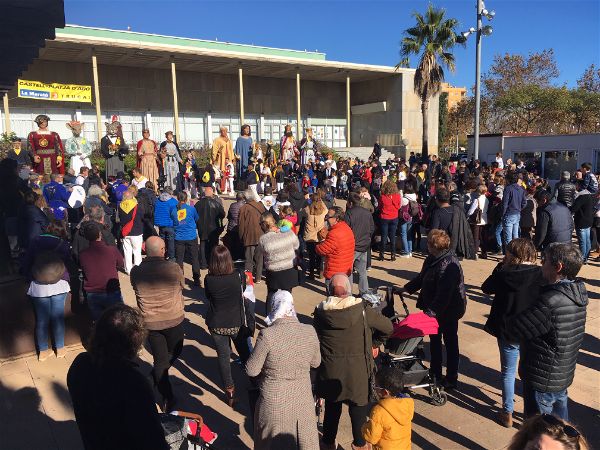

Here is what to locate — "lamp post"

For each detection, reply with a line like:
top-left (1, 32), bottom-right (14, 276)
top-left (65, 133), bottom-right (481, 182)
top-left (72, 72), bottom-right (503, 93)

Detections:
top-left (462, 0), bottom-right (495, 160)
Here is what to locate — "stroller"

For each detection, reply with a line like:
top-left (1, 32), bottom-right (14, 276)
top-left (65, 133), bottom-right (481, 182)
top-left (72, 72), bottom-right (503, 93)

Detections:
top-left (364, 286), bottom-right (448, 406)
top-left (160, 410), bottom-right (219, 449)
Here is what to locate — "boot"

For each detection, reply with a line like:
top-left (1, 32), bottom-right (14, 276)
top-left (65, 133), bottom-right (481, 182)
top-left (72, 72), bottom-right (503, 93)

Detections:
top-left (225, 386), bottom-right (235, 407)
top-left (379, 243), bottom-right (385, 261)
top-left (391, 251), bottom-right (396, 261)
top-left (497, 411), bottom-right (513, 428)
top-left (351, 444), bottom-right (372, 450)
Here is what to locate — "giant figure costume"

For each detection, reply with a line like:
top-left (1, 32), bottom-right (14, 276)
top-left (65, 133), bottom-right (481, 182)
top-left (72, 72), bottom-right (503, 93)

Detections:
top-left (136, 130), bottom-right (159, 189)
top-left (28, 114), bottom-right (64, 175)
top-left (64, 121), bottom-right (92, 174)
top-left (100, 120), bottom-right (129, 178)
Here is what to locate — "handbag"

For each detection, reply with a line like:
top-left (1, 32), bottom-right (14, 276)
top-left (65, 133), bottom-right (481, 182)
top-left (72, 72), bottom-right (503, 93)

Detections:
top-left (362, 307), bottom-right (379, 403)
top-left (237, 272), bottom-right (255, 339)
top-left (468, 204), bottom-right (482, 225)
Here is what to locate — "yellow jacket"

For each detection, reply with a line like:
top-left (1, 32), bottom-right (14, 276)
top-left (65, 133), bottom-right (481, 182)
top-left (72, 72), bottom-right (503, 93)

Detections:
top-left (363, 397), bottom-right (414, 450)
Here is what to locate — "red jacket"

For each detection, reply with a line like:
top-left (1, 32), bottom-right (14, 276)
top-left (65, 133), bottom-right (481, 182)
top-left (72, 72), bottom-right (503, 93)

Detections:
top-left (379, 193), bottom-right (401, 220)
top-left (316, 221), bottom-right (355, 279)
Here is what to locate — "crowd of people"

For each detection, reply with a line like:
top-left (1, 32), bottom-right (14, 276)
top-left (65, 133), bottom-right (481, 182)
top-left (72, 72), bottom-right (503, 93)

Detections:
top-left (0, 125), bottom-right (595, 450)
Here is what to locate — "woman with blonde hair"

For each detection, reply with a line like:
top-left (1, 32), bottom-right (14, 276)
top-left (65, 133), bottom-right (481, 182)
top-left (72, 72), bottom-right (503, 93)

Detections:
top-left (378, 180), bottom-right (401, 261)
top-left (303, 192), bottom-right (328, 279)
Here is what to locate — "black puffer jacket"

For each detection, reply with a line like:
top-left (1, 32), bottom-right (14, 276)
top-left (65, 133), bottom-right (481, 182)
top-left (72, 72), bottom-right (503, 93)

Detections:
top-left (482, 263), bottom-right (544, 343)
top-left (508, 280), bottom-right (588, 392)
top-left (404, 250), bottom-right (467, 322)
top-left (571, 193), bottom-right (595, 229)
top-left (534, 201), bottom-right (574, 250)
top-left (554, 180), bottom-right (577, 208)
top-left (345, 205), bottom-right (375, 253)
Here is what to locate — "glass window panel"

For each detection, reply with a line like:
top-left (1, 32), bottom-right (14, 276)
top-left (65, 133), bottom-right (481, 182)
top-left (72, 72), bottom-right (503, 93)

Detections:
top-left (543, 151), bottom-right (578, 180)
top-left (513, 152), bottom-right (542, 175)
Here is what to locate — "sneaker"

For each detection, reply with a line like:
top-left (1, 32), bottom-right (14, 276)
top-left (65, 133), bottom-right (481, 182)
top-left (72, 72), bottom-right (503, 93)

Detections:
top-left (400, 253), bottom-right (411, 258)
top-left (497, 411), bottom-right (513, 428)
top-left (38, 349), bottom-right (53, 361)
top-left (56, 348), bottom-right (67, 358)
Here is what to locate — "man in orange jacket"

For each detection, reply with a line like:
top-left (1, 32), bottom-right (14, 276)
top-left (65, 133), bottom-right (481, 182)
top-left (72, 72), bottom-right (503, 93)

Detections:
top-left (316, 206), bottom-right (356, 295)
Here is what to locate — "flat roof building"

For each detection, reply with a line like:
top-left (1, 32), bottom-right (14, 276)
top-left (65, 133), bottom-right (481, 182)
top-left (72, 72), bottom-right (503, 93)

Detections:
top-left (468, 132), bottom-right (600, 181)
top-left (0, 25), bottom-right (438, 155)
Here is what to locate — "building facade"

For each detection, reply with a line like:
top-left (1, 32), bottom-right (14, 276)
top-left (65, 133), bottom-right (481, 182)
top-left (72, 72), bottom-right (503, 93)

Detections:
top-left (1, 25), bottom-right (438, 156)
top-left (441, 82), bottom-right (467, 111)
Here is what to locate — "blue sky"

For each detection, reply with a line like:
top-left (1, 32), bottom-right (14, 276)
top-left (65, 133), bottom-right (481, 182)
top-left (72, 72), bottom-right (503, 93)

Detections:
top-left (65, 0), bottom-right (599, 91)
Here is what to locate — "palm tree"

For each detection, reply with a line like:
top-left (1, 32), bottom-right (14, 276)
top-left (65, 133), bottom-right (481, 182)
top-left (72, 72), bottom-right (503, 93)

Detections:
top-left (397, 5), bottom-right (465, 160)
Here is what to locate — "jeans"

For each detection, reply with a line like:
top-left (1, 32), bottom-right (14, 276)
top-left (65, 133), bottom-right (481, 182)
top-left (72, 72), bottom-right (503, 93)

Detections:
top-left (322, 400), bottom-right (369, 447)
top-left (147, 323), bottom-right (185, 401)
top-left (524, 383), bottom-right (569, 420)
top-left (175, 239), bottom-right (200, 280)
top-left (31, 293), bottom-right (67, 352)
top-left (430, 319), bottom-right (460, 383)
top-left (353, 250), bottom-right (369, 295)
top-left (576, 227), bottom-right (591, 261)
top-left (211, 331), bottom-right (252, 389)
top-left (399, 221), bottom-right (413, 254)
top-left (122, 234), bottom-right (143, 275)
top-left (159, 226), bottom-right (176, 259)
top-left (495, 222), bottom-right (503, 251)
top-left (502, 213), bottom-right (521, 246)
top-left (380, 218), bottom-right (399, 256)
top-left (244, 245), bottom-right (263, 282)
top-left (86, 291), bottom-right (123, 321)
top-left (498, 339), bottom-right (520, 413)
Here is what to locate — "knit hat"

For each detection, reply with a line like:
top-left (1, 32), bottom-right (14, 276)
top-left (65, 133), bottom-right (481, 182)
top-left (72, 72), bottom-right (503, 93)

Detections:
top-left (277, 219), bottom-right (293, 233)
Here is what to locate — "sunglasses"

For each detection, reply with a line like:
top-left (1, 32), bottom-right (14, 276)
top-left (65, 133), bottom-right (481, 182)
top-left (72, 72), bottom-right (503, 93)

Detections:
top-left (540, 414), bottom-right (580, 439)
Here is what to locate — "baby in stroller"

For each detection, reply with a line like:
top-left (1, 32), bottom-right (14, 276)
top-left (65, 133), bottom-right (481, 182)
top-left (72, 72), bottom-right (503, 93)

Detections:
top-left (365, 286), bottom-right (448, 406)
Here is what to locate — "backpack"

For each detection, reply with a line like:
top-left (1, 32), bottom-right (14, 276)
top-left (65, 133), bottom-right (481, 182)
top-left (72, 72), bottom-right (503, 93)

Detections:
top-left (409, 199), bottom-right (423, 220)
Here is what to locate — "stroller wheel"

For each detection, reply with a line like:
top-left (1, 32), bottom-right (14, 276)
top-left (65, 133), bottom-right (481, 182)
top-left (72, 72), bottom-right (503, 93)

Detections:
top-left (431, 386), bottom-right (448, 406)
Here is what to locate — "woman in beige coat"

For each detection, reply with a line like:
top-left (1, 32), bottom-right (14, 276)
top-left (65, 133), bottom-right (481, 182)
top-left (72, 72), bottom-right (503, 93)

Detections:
top-left (303, 192), bottom-right (328, 278)
top-left (246, 290), bottom-right (321, 450)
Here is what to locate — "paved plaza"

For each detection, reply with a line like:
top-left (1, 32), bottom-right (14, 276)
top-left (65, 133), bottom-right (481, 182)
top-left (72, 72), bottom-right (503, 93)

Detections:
top-left (0, 206), bottom-right (599, 450)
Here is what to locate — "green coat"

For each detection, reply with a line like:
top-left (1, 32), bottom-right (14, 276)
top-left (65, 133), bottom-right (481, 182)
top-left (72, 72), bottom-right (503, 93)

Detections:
top-left (313, 296), bottom-right (393, 405)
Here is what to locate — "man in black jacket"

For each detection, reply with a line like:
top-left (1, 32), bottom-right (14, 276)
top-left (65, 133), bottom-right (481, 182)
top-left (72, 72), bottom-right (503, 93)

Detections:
top-left (571, 188), bottom-right (595, 263)
top-left (345, 192), bottom-right (375, 296)
top-left (508, 243), bottom-right (588, 420)
top-left (553, 171), bottom-right (577, 207)
top-left (534, 189), bottom-right (574, 250)
top-left (194, 186), bottom-right (225, 269)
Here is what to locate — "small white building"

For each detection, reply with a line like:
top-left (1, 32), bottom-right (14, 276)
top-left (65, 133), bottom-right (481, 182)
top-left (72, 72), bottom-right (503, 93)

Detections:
top-left (468, 133), bottom-right (600, 181)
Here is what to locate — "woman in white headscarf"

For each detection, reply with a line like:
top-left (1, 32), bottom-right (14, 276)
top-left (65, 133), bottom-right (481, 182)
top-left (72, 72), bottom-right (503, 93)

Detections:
top-left (246, 290), bottom-right (321, 450)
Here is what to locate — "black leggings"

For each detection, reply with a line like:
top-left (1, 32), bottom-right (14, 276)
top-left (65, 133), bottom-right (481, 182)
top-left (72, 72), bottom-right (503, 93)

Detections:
top-left (305, 241), bottom-right (322, 274)
top-left (147, 322), bottom-right (185, 401)
top-left (211, 331), bottom-right (252, 389)
top-left (322, 399), bottom-right (369, 447)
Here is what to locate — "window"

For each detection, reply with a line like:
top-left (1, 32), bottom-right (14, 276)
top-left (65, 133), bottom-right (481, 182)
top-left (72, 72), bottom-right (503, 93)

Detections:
top-left (543, 150), bottom-right (578, 180)
top-left (513, 152), bottom-right (542, 175)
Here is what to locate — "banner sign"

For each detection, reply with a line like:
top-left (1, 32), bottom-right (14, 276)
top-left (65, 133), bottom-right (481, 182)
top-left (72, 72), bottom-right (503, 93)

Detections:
top-left (17, 79), bottom-right (92, 103)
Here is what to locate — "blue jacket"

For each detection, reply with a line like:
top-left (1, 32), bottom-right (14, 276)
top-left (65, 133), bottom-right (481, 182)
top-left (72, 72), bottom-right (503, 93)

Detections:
top-left (154, 193), bottom-right (178, 227)
top-left (174, 203), bottom-right (199, 241)
top-left (43, 181), bottom-right (70, 208)
top-left (502, 183), bottom-right (527, 217)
